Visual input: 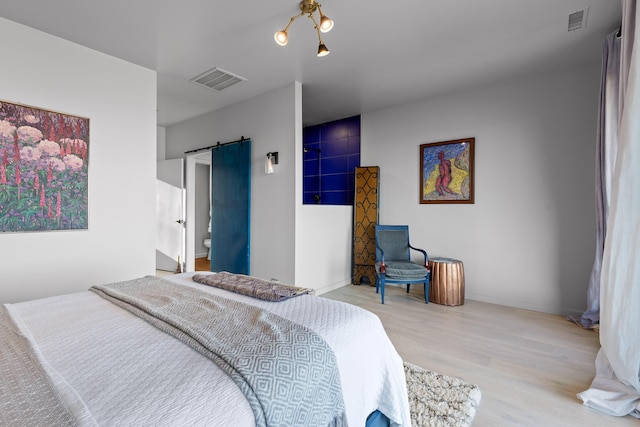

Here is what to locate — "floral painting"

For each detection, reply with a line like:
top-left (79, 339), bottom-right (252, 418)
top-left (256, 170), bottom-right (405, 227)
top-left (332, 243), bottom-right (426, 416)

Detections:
top-left (420, 138), bottom-right (474, 204)
top-left (0, 100), bottom-right (88, 232)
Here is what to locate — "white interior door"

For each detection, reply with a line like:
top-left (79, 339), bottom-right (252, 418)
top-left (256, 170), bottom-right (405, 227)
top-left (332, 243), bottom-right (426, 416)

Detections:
top-left (156, 159), bottom-right (185, 272)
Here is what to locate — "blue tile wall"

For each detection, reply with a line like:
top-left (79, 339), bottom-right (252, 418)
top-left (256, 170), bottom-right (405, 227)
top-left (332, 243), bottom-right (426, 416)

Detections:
top-left (303, 115), bottom-right (361, 205)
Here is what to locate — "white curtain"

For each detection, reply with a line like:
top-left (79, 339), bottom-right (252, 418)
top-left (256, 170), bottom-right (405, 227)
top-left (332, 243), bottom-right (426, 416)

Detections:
top-left (578, 0), bottom-right (640, 417)
top-left (580, 28), bottom-right (621, 328)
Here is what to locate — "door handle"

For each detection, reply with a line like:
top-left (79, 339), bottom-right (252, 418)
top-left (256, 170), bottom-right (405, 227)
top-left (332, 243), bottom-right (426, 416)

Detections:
top-left (176, 219), bottom-right (185, 224)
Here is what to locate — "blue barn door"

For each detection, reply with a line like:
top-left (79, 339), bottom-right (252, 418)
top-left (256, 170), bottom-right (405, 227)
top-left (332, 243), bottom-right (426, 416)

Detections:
top-left (210, 140), bottom-right (251, 274)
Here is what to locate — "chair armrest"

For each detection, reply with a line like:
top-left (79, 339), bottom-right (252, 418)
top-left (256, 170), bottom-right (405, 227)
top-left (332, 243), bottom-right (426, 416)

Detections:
top-left (376, 243), bottom-right (386, 262)
top-left (379, 261), bottom-right (386, 273)
top-left (409, 244), bottom-right (429, 268)
top-left (375, 243), bottom-right (386, 273)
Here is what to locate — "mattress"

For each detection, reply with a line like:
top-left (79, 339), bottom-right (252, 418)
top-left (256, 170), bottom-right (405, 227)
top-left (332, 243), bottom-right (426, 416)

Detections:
top-left (3, 273), bottom-right (411, 426)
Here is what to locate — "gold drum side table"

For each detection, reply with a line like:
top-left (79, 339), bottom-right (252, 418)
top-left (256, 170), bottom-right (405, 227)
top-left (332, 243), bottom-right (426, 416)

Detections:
top-left (428, 257), bottom-right (465, 306)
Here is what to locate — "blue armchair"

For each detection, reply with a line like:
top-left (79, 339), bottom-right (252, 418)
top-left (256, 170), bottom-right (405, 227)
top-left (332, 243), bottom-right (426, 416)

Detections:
top-left (375, 225), bottom-right (430, 304)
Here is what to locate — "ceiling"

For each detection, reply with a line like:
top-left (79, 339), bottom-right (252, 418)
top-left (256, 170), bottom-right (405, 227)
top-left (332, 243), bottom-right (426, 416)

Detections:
top-left (0, 1), bottom-right (621, 128)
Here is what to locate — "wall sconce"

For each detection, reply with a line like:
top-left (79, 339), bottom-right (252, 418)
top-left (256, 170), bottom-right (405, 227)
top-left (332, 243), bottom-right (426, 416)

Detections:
top-left (265, 152), bottom-right (279, 174)
top-left (274, 0), bottom-right (334, 57)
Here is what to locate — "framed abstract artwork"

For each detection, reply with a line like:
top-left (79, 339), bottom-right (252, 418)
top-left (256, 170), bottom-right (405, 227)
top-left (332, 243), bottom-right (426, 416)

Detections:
top-left (0, 99), bottom-right (89, 232)
top-left (420, 137), bottom-right (474, 204)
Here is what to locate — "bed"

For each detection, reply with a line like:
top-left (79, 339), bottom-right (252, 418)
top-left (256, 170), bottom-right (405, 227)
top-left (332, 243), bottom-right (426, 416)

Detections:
top-left (1, 272), bottom-right (411, 426)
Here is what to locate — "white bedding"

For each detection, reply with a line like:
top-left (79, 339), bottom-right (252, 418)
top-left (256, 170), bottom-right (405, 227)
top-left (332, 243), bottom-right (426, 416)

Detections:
top-left (6, 273), bottom-right (411, 426)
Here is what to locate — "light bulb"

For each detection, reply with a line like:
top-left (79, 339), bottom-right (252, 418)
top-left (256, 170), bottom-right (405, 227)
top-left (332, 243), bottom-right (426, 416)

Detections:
top-left (319, 16), bottom-right (334, 33)
top-left (317, 43), bottom-right (330, 57)
top-left (274, 30), bottom-right (288, 46)
top-left (265, 154), bottom-right (275, 174)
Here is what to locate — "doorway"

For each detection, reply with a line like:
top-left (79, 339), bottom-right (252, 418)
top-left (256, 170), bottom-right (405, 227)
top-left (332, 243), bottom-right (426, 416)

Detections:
top-left (194, 158), bottom-right (211, 270)
top-left (186, 151), bottom-right (211, 272)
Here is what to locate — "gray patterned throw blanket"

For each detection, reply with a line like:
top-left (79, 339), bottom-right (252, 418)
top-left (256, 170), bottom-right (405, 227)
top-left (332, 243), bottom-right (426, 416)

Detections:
top-left (90, 276), bottom-right (347, 427)
top-left (193, 272), bottom-right (315, 301)
top-left (0, 306), bottom-right (78, 426)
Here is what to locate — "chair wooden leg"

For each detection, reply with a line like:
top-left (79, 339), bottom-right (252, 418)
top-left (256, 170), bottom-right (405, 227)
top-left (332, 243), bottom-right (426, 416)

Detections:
top-left (380, 276), bottom-right (386, 304)
top-left (424, 276), bottom-right (429, 304)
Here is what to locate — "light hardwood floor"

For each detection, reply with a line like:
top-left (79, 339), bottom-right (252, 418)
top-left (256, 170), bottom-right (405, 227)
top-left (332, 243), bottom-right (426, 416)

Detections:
top-left (156, 258), bottom-right (209, 277)
top-left (195, 257), bottom-right (210, 271)
top-left (323, 284), bottom-right (637, 427)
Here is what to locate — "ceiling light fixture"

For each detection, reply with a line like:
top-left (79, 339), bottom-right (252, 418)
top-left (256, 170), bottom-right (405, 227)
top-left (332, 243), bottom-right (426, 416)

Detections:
top-left (274, 0), bottom-right (334, 57)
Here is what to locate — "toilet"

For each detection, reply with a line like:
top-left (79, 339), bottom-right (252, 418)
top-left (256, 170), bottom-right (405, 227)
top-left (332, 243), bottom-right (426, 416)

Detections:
top-left (204, 238), bottom-right (211, 260)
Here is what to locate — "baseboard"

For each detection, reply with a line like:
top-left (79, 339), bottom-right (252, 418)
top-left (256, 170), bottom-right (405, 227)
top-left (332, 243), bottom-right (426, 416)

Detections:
top-left (195, 252), bottom-right (208, 259)
top-left (315, 280), bottom-right (352, 295)
top-left (465, 292), bottom-right (581, 317)
top-left (317, 280), bottom-right (406, 295)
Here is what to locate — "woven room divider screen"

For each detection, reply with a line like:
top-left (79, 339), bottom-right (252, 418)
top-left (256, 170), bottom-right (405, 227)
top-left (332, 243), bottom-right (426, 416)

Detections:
top-left (352, 166), bottom-right (379, 286)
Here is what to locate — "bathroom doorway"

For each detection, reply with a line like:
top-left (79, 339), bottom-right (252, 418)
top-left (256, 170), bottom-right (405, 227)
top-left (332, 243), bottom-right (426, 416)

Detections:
top-left (186, 151), bottom-right (211, 272)
top-left (194, 159), bottom-right (211, 270)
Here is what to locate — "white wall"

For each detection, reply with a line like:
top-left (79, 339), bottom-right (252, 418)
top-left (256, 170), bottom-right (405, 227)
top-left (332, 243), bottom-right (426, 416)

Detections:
top-left (157, 126), bottom-right (166, 160)
top-left (166, 83), bottom-right (299, 284)
top-left (294, 80), bottom-right (353, 293)
top-left (0, 18), bottom-right (157, 303)
top-left (362, 64), bottom-right (600, 316)
top-left (294, 204), bottom-right (353, 293)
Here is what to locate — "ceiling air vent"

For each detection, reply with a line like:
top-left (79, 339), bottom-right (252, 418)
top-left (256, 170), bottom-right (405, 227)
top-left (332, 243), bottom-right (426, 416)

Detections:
top-left (568, 9), bottom-right (588, 32)
top-left (190, 67), bottom-right (246, 92)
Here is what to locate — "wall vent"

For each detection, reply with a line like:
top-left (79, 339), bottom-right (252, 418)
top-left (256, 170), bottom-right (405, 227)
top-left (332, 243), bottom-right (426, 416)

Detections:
top-left (568, 9), bottom-right (588, 31)
top-left (190, 67), bottom-right (246, 91)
